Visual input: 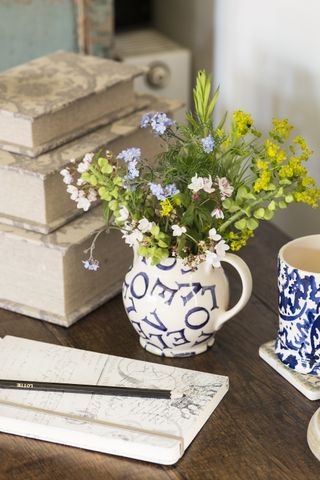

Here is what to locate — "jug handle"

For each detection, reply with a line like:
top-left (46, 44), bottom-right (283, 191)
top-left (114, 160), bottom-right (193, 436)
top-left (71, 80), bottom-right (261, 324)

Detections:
top-left (215, 253), bottom-right (253, 330)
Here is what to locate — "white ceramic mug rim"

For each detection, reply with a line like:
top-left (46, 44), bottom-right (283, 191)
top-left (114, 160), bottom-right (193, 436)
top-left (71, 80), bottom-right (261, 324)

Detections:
top-left (279, 234), bottom-right (320, 275)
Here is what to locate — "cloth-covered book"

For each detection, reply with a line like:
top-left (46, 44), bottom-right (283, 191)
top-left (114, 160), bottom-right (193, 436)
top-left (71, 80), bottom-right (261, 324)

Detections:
top-left (0, 336), bottom-right (229, 464)
top-left (0, 206), bottom-right (132, 326)
top-left (0, 51), bottom-right (142, 156)
top-left (0, 95), bottom-right (181, 234)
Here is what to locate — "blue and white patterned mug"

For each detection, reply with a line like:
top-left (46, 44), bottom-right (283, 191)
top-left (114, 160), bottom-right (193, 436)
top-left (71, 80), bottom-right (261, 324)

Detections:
top-left (275, 235), bottom-right (320, 375)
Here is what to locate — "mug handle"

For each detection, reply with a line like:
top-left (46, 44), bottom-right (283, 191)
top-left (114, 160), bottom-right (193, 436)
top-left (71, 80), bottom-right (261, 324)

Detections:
top-left (215, 253), bottom-right (253, 330)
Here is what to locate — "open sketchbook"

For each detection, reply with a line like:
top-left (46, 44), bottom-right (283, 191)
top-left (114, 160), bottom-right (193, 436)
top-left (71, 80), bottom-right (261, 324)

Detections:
top-left (0, 336), bottom-right (228, 465)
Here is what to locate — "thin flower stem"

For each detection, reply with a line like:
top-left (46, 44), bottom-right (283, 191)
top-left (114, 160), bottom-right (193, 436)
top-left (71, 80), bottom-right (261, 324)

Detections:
top-left (185, 233), bottom-right (198, 245)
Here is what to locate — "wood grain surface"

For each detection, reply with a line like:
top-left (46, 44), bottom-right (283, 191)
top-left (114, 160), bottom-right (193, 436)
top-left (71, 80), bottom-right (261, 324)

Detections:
top-left (0, 222), bottom-right (319, 480)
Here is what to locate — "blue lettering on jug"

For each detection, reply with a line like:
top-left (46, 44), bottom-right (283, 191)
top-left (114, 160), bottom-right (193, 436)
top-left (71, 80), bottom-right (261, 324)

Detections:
top-left (151, 278), bottom-right (178, 305)
top-left (141, 309), bottom-right (167, 332)
top-left (130, 272), bottom-right (149, 299)
top-left (166, 328), bottom-right (190, 346)
top-left (185, 306), bottom-right (210, 330)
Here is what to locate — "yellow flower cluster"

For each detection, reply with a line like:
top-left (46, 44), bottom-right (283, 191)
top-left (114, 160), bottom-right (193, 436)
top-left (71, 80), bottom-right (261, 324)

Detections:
top-left (294, 188), bottom-right (320, 208)
top-left (256, 159), bottom-right (269, 170)
top-left (272, 118), bottom-right (293, 139)
top-left (265, 140), bottom-right (279, 158)
top-left (233, 110), bottom-right (253, 136)
top-left (293, 136), bottom-right (314, 160)
top-left (159, 199), bottom-right (173, 217)
top-left (228, 229), bottom-right (254, 251)
top-left (254, 170), bottom-right (272, 192)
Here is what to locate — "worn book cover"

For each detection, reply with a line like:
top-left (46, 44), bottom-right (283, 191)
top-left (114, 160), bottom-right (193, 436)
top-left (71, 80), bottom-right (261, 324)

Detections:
top-left (0, 206), bottom-right (132, 327)
top-left (0, 51), bottom-right (142, 156)
top-left (0, 96), bottom-right (182, 234)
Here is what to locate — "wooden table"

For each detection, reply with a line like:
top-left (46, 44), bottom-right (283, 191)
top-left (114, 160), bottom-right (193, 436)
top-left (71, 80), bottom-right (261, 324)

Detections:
top-left (0, 222), bottom-right (319, 480)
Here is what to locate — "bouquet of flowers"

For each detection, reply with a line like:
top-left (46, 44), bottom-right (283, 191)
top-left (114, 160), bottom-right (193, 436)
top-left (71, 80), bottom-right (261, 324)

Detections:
top-left (61, 71), bottom-right (319, 269)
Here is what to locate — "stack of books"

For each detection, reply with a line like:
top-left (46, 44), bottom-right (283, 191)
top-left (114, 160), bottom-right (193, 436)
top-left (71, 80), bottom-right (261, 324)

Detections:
top-left (0, 51), bottom-right (181, 327)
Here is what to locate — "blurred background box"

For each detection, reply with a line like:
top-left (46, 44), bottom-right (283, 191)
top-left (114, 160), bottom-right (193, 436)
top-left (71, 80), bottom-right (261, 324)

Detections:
top-left (0, 0), bottom-right (113, 72)
top-left (114, 29), bottom-right (191, 122)
top-left (0, 95), bottom-right (181, 234)
top-left (0, 206), bottom-right (130, 327)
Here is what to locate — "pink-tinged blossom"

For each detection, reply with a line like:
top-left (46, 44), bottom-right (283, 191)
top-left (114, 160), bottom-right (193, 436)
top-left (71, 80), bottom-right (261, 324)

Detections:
top-left (202, 175), bottom-right (215, 193)
top-left (217, 177), bottom-right (234, 200)
top-left (211, 208), bottom-right (224, 219)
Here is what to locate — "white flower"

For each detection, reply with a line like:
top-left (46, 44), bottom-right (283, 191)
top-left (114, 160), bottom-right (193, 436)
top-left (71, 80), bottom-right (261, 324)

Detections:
top-left (138, 217), bottom-right (153, 233)
top-left (202, 175), bottom-right (215, 194)
top-left (188, 174), bottom-right (204, 193)
top-left (122, 229), bottom-right (143, 247)
top-left (172, 224), bottom-right (187, 237)
top-left (77, 161), bottom-right (90, 174)
top-left (77, 196), bottom-right (91, 211)
top-left (87, 188), bottom-right (98, 203)
top-left (211, 208), bottom-right (224, 219)
top-left (77, 152), bottom-right (94, 174)
top-left (205, 250), bottom-right (221, 268)
top-left (77, 178), bottom-right (85, 186)
top-left (83, 153), bottom-right (94, 163)
top-left (208, 228), bottom-right (221, 242)
top-left (116, 206), bottom-right (129, 223)
top-left (215, 240), bottom-right (230, 257)
top-left (217, 177), bottom-right (234, 200)
top-left (60, 168), bottom-right (73, 185)
top-left (67, 185), bottom-right (79, 201)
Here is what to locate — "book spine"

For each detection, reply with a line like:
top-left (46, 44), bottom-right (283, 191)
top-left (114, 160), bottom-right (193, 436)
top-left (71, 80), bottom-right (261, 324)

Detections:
top-left (75, 0), bottom-right (113, 58)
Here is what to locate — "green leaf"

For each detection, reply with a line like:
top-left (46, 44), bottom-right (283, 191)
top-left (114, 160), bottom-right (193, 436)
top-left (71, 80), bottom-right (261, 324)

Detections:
top-left (89, 175), bottom-right (98, 186)
top-left (274, 187), bottom-right (284, 198)
top-left (279, 178), bottom-right (292, 186)
top-left (222, 198), bottom-right (232, 209)
top-left (254, 207), bottom-right (265, 219)
top-left (109, 200), bottom-right (118, 211)
top-left (247, 218), bottom-right (259, 230)
top-left (236, 186), bottom-right (249, 201)
top-left (264, 208), bottom-right (274, 220)
top-left (285, 194), bottom-right (294, 203)
top-left (268, 200), bottom-right (277, 211)
top-left (151, 225), bottom-right (160, 237)
top-left (235, 218), bottom-right (247, 230)
top-left (157, 239), bottom-right (168, 248)
top-left (279, 201), bottom-right (287, 209)
top-left (98, 187), bottom-right (112, 201)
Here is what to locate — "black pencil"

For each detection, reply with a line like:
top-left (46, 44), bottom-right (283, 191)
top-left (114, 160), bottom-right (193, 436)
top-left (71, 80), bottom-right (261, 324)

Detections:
top-left (0, 379), bottom-right (176, 399)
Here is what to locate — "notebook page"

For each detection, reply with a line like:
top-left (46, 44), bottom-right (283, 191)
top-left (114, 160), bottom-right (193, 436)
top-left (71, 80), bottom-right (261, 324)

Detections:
top-left (0, 336), bottom-right (228, 464)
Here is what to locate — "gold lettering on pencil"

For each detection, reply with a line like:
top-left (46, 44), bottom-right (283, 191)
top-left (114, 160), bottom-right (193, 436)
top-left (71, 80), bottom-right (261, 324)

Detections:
top-left (16, 383), bottom-right (34, 388)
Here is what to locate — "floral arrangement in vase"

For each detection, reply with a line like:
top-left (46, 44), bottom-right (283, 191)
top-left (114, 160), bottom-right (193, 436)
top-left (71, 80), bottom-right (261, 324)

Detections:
top-left (61, 71), bottom-right (319, 269)
top-left (60, 71), bottom-right (319, 357)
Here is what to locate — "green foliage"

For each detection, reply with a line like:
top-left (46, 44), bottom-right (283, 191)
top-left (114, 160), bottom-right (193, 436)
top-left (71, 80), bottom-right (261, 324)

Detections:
top-left (63, 71), bottom-right (319, 267)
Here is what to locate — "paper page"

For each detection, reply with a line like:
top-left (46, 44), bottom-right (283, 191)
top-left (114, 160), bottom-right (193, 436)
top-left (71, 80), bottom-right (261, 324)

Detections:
top-left (0, 336), bottom-right (228, 461)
